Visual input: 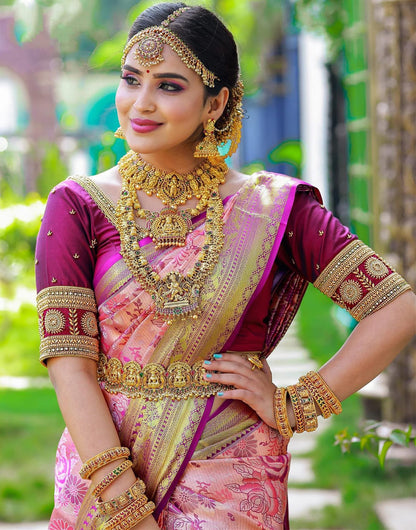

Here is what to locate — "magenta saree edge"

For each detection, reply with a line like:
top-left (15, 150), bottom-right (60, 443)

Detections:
top-left (153, 395), bottom-right (215, 519)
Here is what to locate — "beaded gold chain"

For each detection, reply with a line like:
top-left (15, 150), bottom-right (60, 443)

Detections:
top-left (116, 152), bottom-right (227, 323)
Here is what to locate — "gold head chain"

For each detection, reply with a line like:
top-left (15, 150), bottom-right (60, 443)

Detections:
top-left (121, 7), bottom-right (218, 88)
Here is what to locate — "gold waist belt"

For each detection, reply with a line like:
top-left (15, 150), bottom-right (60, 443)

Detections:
top-left (97, 353), bottom-right (230, 401)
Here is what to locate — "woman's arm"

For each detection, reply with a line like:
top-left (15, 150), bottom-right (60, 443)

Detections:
top-left (48, 357), bottom-right (160, 530)
top-left (319, 289), bottom-right (416, 400)
top-left (205, 290), bottom-right (416, 428)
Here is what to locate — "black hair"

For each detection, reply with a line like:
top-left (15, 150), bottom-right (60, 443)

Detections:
top-left (127, 2), bottom-right (240, 97)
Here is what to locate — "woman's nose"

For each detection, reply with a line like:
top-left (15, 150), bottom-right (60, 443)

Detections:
top-left (133, 86), bottom-right (156, 113)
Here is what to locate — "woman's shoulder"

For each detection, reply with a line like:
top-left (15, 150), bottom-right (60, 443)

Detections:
top-left (45, 166), bottom-right (120, 226)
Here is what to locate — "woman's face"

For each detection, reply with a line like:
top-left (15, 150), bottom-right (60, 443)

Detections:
top-left (116, 43), bottom-right (210, 160)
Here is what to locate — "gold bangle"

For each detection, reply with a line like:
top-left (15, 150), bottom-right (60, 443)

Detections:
top-left (92, 460), bottom-right (133, 497)
top-left (305, 371), bottom-right (342, 415)
top-left (273, 386), bottom-right (293, 438)
top-left (97, 478), bottom-right (147, 516)
top-left (299, 375), bottom-right (332, 418)
top-left (102, 499), bottom-right (155, 530)
top-left (287, 384), bottom-right (306, 433)
top-left (98, 494), bottom-right (148, 517)
top-left (80, 446), bottom-right (130, 480)
top-left (295, 383), bottom-right (318, 432)
top-left (107, 502), bottom-right (155, 530)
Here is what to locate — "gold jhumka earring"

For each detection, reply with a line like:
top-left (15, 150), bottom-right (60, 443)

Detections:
top-left (114, 127), bottom-right (125, 139)
top-left (194, 119), bottom-right (219, 158)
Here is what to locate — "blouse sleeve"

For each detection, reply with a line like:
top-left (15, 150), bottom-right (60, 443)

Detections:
top-left (278, 189), bottom-right (412, 321)
top-left (35, 180), bottom-right (100, 366)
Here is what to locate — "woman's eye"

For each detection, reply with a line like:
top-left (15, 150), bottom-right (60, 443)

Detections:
top-left (121, 75), bottom-right (139, 86)
top-left (159, 82), bottom-right (183, 92)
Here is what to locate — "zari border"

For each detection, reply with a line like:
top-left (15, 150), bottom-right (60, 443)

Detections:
top-left (68, 175), bottom-right (117, 227)
top-left (313, 240), bottom-right (373, 296)
top-left (37, 285), bottom-right (97, 312)
top-left (39, 335), bottom-right (99, 364)
top-left (351, 272), bottom-right (411, 321)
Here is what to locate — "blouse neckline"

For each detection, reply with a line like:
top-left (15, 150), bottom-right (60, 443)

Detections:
top-left (67, 171), bottom-right (260, 229)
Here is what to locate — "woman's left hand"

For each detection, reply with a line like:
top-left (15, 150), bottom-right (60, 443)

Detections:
top-left (204, 353), bottom-right (276, 428)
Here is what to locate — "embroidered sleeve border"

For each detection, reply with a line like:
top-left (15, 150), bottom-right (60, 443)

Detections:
top-left (313, 240), bottom-right (412, 321)
top-left (37, 285), bottom-right (98, 312)
top-left (37, 286), bottom-right (99, 365)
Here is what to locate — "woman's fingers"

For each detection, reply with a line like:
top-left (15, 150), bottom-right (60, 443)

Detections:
top-left (205, 352), bottom-right (270, 378)
top-left (204, 353), bottom-right (277, 428)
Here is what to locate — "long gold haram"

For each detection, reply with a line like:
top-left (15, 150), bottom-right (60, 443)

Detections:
top-left (116, 152), bottom-right (227, 323)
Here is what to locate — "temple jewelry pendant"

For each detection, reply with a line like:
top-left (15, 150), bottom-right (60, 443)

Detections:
top-left (153, 272), bottom-right (201, 322)
top-left (145, 208), bottom-right (192, 248)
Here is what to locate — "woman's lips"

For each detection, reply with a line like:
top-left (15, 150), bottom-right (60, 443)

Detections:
top-left (130, 119), bottom-right (162, 133)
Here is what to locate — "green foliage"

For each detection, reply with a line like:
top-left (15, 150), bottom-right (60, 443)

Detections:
top-left (268, 140), bottom-right (303, 177)
top-left (0, 192), bottom-right (44, 377)
top-left (36, 143), bottom-right (68, 198)
top-left (0, 305), bottom-right (44, 377)
top-left (294, 0), bottom-right (346, 60)
top-left (299, 397), bottom-right (416, 530)
top-left (0, 150), bottom-right (26, 200)
top-left (335, 423), bottom-right (416, 469)
top-left (0, 388), bottom-right (64, 522)
top-left (0, 198), bottom-right (43, 294)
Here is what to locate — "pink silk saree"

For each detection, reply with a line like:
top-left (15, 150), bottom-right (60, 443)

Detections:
top-left (48, 172), bottom-right (316, 530)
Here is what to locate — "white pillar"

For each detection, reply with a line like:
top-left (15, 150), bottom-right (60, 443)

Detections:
top-left (299, 33), bottom-right (329, 203)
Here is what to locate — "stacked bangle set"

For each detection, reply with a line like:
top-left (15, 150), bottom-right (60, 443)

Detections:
top-left (273, 371), bottom-right (342, 437)
top-left (79, 446), bottom-right (155, 530)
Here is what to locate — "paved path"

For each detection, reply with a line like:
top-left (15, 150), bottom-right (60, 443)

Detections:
top-left (269, 320), bottom-right (342, 526)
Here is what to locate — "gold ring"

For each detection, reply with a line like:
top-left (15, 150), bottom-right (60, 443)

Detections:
top-left (247, 354), bottom-right (263, 371)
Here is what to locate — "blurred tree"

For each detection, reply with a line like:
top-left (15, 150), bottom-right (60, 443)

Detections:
top-left (294, 0), bottom-right (345, 60)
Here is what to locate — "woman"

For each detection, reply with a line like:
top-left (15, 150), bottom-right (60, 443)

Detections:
top-left (35, 3), bottom-right (415, 530)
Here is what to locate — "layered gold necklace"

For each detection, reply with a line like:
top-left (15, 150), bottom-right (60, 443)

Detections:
top-left (116, 150), bottom-right (228, 323)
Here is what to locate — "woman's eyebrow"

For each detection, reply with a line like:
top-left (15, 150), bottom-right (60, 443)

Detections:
top-left (123, 64), bottom-right (189, 83)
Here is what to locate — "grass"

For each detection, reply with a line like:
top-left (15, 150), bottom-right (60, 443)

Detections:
top-left (295, 285), bottom-right (416, 529)
top-left (0, 387), bottom-right (64, 522)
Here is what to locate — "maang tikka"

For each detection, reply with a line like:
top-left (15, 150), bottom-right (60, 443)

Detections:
top-left (121, 7), bottom-right (218, 88)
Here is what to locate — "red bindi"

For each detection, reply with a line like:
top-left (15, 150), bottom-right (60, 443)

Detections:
top-left (146, 70), bottom-right (150, 73)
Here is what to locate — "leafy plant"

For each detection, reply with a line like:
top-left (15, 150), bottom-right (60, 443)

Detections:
top-left (335, 422), bottom-right (416, 469)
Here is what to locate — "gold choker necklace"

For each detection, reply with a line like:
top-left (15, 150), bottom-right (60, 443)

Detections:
top-left (119, 150), bottom-right (227, 208)
top-left (116, 151), bottom-right (227, 322)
